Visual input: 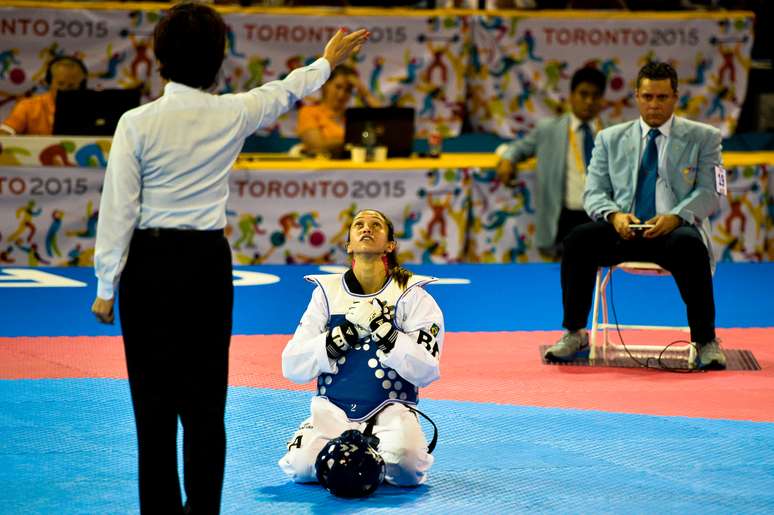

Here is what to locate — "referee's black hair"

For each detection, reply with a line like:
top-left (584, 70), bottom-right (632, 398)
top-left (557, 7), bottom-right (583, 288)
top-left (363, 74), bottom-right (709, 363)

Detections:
top-left (347, 209), bottom-right (412, 290)
top-left (153, 2), bottom-right (226, 90)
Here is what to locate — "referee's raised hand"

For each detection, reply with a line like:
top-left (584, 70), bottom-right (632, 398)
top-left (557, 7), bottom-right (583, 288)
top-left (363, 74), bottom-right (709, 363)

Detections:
top-left (323, 28), bottom-right (370, 69)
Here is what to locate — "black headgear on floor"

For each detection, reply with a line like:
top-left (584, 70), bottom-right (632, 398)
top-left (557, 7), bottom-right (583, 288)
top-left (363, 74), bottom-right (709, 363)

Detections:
top-left (315, 429), bottom-right (386, 498)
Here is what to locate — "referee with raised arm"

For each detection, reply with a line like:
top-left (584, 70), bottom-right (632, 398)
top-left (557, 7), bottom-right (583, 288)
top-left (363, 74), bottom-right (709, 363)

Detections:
top-left (90, 3), bottom-right (368, 512)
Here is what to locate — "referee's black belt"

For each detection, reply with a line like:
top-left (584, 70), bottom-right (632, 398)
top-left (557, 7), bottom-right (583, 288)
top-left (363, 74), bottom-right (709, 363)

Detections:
top-left (135, 227), bottom-right (224, 241)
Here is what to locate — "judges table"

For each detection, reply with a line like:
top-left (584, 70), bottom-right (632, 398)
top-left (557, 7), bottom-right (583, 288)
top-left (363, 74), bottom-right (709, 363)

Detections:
top-left (1, 136), bottom-right (772, 266)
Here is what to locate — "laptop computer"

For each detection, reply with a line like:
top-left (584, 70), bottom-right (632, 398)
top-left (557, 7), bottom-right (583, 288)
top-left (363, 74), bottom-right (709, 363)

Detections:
top-left (53, 88), bottom-right (142, 136)
top-left (344, 107), bottom-right (415, 158)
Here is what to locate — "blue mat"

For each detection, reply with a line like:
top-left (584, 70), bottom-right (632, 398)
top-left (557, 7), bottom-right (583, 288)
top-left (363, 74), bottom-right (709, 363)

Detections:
top-left (1, 379), bottom-right (773, 514)
top-left (1, 262), bottom-right (773, 337)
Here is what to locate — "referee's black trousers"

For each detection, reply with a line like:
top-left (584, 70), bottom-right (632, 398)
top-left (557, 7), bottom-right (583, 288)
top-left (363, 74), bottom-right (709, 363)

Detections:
top-left (119, 228), bottom-right (233, 515)
top-left (560, 221), bottom-right (716, 344)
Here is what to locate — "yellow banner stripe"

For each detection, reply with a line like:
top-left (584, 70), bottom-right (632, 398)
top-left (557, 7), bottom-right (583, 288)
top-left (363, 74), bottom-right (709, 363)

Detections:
top-left (234, 152), bottom-right (774, 170)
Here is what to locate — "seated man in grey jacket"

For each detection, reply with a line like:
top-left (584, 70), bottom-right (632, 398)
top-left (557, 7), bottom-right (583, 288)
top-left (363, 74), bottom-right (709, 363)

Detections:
top-left (544, 62), bottom-right (726, 370)
top-left (496, 67), bottom-right (607, 258)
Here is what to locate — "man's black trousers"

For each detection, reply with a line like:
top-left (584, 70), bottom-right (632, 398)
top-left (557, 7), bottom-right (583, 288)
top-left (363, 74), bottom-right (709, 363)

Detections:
top-left (561, 221), bottom-right (716, 344)
top-left (119, 228), bottom-right (233, 514)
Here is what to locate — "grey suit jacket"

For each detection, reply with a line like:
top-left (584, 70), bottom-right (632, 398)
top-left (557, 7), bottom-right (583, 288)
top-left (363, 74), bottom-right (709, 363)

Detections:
top-left (583, 116), bottom-right (722, 267)
top-left (501, 113), bottom-right (572, 251)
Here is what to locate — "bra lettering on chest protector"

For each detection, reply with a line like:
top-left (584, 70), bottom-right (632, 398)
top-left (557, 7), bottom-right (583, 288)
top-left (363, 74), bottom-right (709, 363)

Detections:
top-left (306, 273), bottom-right (433, 421)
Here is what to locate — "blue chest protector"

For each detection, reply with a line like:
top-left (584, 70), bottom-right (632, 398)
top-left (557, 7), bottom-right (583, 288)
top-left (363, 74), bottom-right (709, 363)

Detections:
top-left (308, 273), bottom-right (430, 422)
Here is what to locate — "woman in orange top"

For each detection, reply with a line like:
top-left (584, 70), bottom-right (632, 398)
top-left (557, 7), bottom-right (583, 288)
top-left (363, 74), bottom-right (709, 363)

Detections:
top-left (0, 56), bottom-right (87, 136)
top-left (297, 64), bottom-right (379, 156)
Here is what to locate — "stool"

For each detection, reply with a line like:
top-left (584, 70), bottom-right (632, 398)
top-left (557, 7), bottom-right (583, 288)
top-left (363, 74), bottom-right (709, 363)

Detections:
top-left (589, 261), bottom-right (696, 367)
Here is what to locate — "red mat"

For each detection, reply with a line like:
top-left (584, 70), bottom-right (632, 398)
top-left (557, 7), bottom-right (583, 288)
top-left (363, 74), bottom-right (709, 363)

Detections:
top-left (1, 328), bottom-right (772, 422)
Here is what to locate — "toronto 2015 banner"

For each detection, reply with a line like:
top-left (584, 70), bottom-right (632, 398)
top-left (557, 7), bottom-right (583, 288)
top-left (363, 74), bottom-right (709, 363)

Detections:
top-left (0, 7), bottom-right (754, 137)
top-left (0, 159), bottom-right (770, 267)
top-left (0, 7), bottom-right (766, 267)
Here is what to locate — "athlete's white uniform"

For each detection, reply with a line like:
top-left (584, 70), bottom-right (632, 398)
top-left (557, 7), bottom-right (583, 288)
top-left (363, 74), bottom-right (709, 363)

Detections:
top-left (278, 271), bottom-right (444, 486)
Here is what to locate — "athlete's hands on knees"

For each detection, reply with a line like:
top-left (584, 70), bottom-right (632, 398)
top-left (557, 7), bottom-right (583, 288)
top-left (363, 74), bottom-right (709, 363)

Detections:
top-left (326, 320), bottom-right (358, 360)
top-left (323, 28), bottom-right (370, 69)
top-left (608, 212), bottom-right (639, 240)
top-left (91, 297), bottom-right (114, 324)
top-left (346, 299), bottom-right (397, 353)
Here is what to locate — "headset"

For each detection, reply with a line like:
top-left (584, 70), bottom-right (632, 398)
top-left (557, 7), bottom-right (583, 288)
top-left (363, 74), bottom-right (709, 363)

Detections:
top-left (45, 56), bottom-right (88, 89)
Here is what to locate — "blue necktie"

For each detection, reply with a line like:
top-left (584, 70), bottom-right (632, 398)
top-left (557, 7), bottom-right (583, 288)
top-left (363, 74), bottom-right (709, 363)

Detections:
top-left (580, 122), bottom-right (594, 170)
top-left (635, 128), bottom-right (660, 222)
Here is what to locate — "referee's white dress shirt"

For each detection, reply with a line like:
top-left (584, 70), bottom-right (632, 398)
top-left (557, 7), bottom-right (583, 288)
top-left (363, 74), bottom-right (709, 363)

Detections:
top-left (94, 58), bottom-right (331, 299)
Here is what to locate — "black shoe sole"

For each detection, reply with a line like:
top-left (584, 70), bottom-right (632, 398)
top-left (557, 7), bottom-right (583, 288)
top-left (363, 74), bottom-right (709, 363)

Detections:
top-left (544, 346), bottom-right (589, 363)
top-left (697, 360), bottom-right (727, 371)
